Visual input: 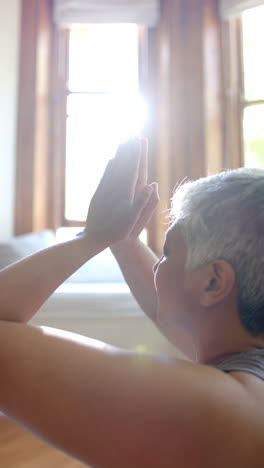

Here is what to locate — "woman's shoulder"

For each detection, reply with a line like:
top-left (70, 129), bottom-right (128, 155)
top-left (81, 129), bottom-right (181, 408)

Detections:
top-left (161, 358), bottom-right (264, 467)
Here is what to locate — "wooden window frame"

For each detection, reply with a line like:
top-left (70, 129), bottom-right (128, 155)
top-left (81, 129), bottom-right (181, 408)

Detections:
top-left (51, 28), bottom-right (72, 228)
top-left (15, 5), bottom-right (152, 235)
top-left (221, 13), bottom-right (264, 169)
top-left (52, 25), bottom-right (147, 229)
top-left (15, 0), bottom-right (225, 260)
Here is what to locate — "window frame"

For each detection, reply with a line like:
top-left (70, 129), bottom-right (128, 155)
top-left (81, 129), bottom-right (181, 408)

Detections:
top-left (15, 0), bottom-right (225, 260)
top-left (221, 12), bottom-right (264, 170)
top-left (53, 24), bottom-right (146, 229)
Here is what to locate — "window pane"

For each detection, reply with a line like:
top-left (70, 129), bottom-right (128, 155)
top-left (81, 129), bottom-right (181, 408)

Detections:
top-left (243, 105), bottom-right (264, 168)
top-left (65, 93), bottom-right (146, 221)
top-left (68, 24), bottom-right (138, 93)
top-left (242, 6), bottom-right (264, 101)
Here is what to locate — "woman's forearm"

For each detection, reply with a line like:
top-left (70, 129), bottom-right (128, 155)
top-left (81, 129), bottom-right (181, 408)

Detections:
top-left (0, 232), bottom-right (103, 323)
top-left (0, 139), bottom-right (155, 325)
top-left (111, 238), bottom-right (158, 322)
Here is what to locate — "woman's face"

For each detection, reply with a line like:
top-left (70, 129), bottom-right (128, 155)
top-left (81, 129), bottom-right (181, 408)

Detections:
top-left (153, 225), bottom-right (201, 342)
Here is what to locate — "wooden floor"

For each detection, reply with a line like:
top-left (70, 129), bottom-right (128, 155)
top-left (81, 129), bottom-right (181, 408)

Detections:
top-left (0, 416), bottom-right (90, 467)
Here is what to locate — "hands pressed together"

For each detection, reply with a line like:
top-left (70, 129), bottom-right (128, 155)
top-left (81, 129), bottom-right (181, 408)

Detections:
top-left (0, 137), bottom-right (159, 325)
top-left (85, 138), bottom-right (159, 248)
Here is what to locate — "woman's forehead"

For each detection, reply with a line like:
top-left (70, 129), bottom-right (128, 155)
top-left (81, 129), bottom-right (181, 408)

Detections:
top-left (165, 224), bottom-right (183, 246)
top-left (164, 225), bottom-right (188, 265)
top-left (166, 221), bottom-right (180, 238)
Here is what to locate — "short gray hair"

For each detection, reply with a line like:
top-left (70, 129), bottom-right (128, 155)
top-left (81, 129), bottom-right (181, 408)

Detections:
top-left (170, 167), bottom-right (264, 335)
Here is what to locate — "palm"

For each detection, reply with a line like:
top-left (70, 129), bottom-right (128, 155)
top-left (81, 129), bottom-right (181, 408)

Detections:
top-left (127, 139), bottom-right (159, 240)
top-left (85, 139), bottom-right (158, 247)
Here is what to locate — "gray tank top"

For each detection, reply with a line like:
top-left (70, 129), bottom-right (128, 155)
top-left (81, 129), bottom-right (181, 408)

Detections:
top-left (215, 348), bottom-right (264, 381)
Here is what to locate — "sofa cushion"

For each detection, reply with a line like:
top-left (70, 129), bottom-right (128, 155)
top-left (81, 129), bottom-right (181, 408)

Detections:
top-left (65, 248), bottom-right (125, 283)
top-left (0, 230), bottom-right (125, 284)
top-left (0, 230), bottom-right (56, 269)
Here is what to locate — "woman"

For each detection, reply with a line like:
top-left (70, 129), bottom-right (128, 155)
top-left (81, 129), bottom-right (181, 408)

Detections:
top-left (0, 138), bottom-right (264, 468)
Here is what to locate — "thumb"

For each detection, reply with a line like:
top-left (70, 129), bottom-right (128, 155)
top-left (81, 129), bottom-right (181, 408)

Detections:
top-left (131, 185), bottom-right (153, 218)
top-left (130, 183), bottom-right (159, 238)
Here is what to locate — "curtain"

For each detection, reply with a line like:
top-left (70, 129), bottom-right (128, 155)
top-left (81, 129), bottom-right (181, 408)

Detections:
top-left (145, 0), bottom-right (224, 256)
top-left (220, 0), bottom-right (264, 18)
top-left (16, 0), bottom-right (55, 235)
top-left (53, 0), bottom-right (160, 26)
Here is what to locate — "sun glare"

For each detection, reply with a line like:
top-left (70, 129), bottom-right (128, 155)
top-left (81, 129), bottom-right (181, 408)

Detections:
top-left (65, 24), bottom-right (147, 222)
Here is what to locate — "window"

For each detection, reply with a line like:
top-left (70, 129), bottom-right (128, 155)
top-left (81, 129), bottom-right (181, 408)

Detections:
top-left (241, 5), bottom-right (264, 167)
top-left (62, 24), bottom-right (146, 225)
top-left (16, 0), bottom-right (222, 259)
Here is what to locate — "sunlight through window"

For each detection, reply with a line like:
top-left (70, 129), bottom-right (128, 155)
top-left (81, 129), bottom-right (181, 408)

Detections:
top-left (65, 24), bottom-right (147, 222)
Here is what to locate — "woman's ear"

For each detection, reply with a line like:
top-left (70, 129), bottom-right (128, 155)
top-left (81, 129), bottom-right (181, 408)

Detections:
top-left (200, 260), bottom-right (236, 307)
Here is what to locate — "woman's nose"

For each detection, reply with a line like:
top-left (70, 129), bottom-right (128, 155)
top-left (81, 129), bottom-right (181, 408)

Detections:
top-left (153, 256), bottom-right (163, 274)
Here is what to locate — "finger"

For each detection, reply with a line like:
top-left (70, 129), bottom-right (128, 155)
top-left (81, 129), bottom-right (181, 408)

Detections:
top-left (141, 138), bottom-right (148, 185)
top-left (114, 137), bottom-right (138, 161)
top-left (128, 139), bottom-right (141, 198)
top-left (130, 184), bottom-right (159, 238)
top-left (93, 159), bottom-right (114, 193)
top-left (134, 137), bottom-right (148, 195)
top-left (151, 182), bottom-right (159, 199)
top-left (110, 139), bottom-right (141, 199)
top-left (130, 185), bottom-right (154, 229)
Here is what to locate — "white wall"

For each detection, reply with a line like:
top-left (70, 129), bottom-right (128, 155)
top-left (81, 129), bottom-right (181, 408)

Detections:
top-left (0, 0), bottom-right (21, 240)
